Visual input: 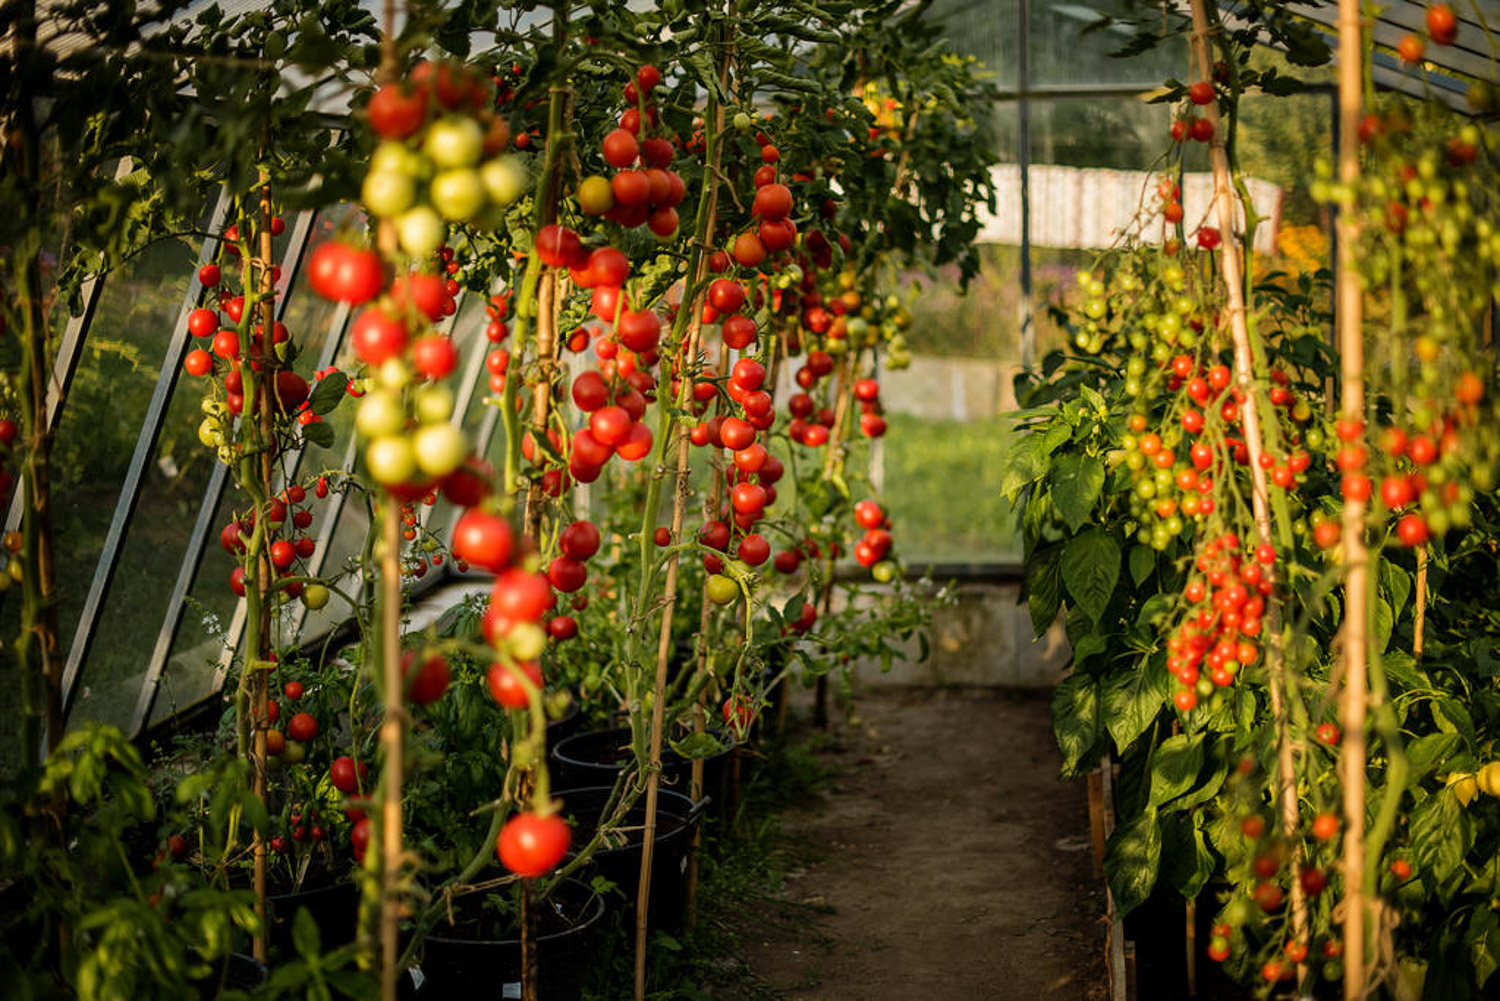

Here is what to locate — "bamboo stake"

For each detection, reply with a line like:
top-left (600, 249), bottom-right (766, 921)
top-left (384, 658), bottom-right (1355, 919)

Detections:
top-left (635, 35), bottom-right (729, 1001)
top-left (251, 170), bottom-right (280, 966)
top-left (377, 501), bottom-right (405, 1001)
top-left (1185, 0), bottom-right (1310, 978)
top-left (1413, 547), bottom-right (1427, 660)
top-left (523, 269), bottom-right (560, 542)
top-left (1335, 0), bottom-right (1369, 996)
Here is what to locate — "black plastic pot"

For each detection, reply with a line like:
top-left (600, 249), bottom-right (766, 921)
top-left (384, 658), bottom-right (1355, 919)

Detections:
top-left (416, 878), bottom-right (607, 1000)
top-left (267, 878), bottom-right (359, 957)
top-left (550, 726), bottom-right (734, 805)
top-left (556, 785), bottom-right (702, 934)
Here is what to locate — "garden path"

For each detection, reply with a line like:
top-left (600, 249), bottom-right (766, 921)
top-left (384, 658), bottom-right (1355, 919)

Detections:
top-left (738, 687), bottom-right (1108, 1000)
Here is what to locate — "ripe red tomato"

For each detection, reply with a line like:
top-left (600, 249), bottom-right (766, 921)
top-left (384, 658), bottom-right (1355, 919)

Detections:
top-left (1299, 868), bottom-right (1327, 898)
top-left (547, 556), bottom-right (588, 593)
top-left (184, 349), bottom-right (213, 377)
top-left (1207, 937), bottom-right (1230, 962)
top-left (854, 500), bottom-right (885, 530)
top-left (560, 521), bottom-right (602, 561)
top-left (188, 307), bottom-right (220, 338)
top-left (487, 660), bottom-right (543, 708)
top-left (330, 755), bottom-right (365, 794)
top-left (287, 712), bottom-right (318, 743)
top-left (403, 652), bottom-right (450, 705)
top-left (589, 405), bottom-right (632, 446)
top-left (1427, 3), bottom-right (1458, 44)
top-left (1398, 31), bottom-right (1427, 62)
top-left (601, 128), bottom-right (640, 168)
top-left (368, 82), bottom-right (429, 139)
top-left (1390, 858), bottom-right (1413, 880)
top-left (412, 336), bottom-right (458, 380)
top-left (738, 533), bottom-right (770, 566)
top-left (1396, 513), bottom-right (1430, 547)
top-left (350, 309), bottom-right (408, 365)
top-left (752, 183), bottom-right (793, 221)
top-left (535, 225), bottom-right (583, 268)
top-left (1341, 474), bottom-right (1372, 503)
top-left (707, 278), bottom-right (746, 314)
top-left (1188, 81), bottom-right (1215, 105)
top-left (497, 812), bottom-right (571, 877)
top-left (491, 568), bottom-right (554, 623)
top-left (452, 509), bottom-right (514, 571)
top-left (732, 232), bottom-right (767, 268)
top-left (653, 527), bottom-right (671, 547)
top-left (1253, 881), bottom-right (1284, 912)
top-left (307, 243), bottom-right (385, 304)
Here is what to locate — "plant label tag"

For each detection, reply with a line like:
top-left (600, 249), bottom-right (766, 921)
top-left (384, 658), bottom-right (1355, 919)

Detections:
top-left (503, 984), bottom-right (522, 999)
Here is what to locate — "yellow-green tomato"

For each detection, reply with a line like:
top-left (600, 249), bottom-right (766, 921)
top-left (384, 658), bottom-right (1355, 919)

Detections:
top-left (482, 157), bottom-right (530, 206)
top-left (429, 168), bottom-right (485, 223)
top-left (356, 390), bottom-right (406, 439)
top-left (871, 560), bottom-right (898, 583)
top-left (301, 583), bottom-right (330, 611)
top-left (396, 205), bottom-right (445, 259)
top-left (423, 116), bottom-right (483, 168)
top-left (366, 436), bottom-right (417, 485)
top-left (706, 574), bottom-right (738, 606)
top-left (362, 169), bottom-right (416, 218)
top-left (281, 739), bottom-right (307, 765)
top-left (412, 423), bottom-right (467, 478)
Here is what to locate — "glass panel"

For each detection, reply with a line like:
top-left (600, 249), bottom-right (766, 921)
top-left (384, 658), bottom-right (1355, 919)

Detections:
top-left (1030, 95), bottom-right (1170, 170)
top-left (57, 234), bottom-right (202, 731)
top-left (1030, 0), bottom-right (1187, 87)
top-left (1237, 79), bottom-right (1335, 279)
top-left (929, 0), bottom-right (1021, 89)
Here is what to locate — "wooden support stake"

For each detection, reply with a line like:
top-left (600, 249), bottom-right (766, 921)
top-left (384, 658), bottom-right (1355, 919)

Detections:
top-left (1186, 0), bottom-right (1312, 980)
top-left (1335, 0), bottom-right (1369, 996)
top-left (1087, 771), bottom-right (1106, 879)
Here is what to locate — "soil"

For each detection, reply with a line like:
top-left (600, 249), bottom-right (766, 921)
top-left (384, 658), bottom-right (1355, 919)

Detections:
top-left (737, 686), bottom-right (1109, 1000)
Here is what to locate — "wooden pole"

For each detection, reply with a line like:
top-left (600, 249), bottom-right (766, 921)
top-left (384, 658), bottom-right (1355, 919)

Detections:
top-left (1185, 0), bottom-right (1310, 980)
top-left (634, 32), bottom-right (728, 998)
top-left (1335, 0), bottom-right (1369, 996)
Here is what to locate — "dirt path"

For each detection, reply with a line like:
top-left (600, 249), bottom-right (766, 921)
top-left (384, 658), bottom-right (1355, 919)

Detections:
top-left (738, 687), bottom-right (1108, 1000)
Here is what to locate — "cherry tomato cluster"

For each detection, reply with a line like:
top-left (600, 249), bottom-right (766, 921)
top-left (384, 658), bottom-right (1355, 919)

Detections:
top-left (575, 65), bottom-right (685, 237)
top-left (1166, 533), bottom-right (1275, 712)
top-left (363, 60), bottom-right (527, 256)
top-left (220, 480), bottom-right (331, 606)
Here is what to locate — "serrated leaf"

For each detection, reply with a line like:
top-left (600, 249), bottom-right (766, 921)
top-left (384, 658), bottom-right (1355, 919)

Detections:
top-left (292, 906), bottom-right (321, 959)
top-left (1050, 453), bottom-right (1105, 532)
top-left (1052, 672), bottom-right (1101, 777)
top-left (1149, 732), bottom-right (1204, 809)
top-left (1105, 808), bottom-right (1161, 917)
top-left (1061, 527), bottom-right (1119, 625)
top-left (1411, 788), bottom-right (1470, 889)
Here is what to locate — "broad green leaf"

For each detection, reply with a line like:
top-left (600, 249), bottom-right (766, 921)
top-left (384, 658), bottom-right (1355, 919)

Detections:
top-left (1001, 434), bottom-right (1048, 501)
top-left (1072, 633), bottom-right (1108, 667)
top-left (1433, 698), bottom-right (1478, 754)
top-left (1410, 789), bottom-right (1471, 889)
top-left (1149, 732), bottom-right (1205, 809)
top-left (1373, 599), bottom-right (1393, 655)
top-left (1052, 673), bottom-right (1101, 778)
top-left (1128, 545), bottom-right (1155, 586)
top-left (1105, 808), bottom-right (1161, 917)
top-left (1026, 543), bottom-right (1062, 635)
top-left (1061, 527), bottom-right (1120, 625)
top-left (293, 906), bottom-right (322, 960)
top-left (1380, 557), bottom-right (1412, 620)
top-left (1103, 655), bottom-right (1169, 751)
top-left (1050, 453), bottom-right (1105, 532)
top-left (1160, 812), bottom-right (1215, 900)
top-left (307, 370), bottom-right (348, 415)
top-left (1473, 908), bottom-right (1500, 987)
top-left (302, 419), bottom-right (336, 450)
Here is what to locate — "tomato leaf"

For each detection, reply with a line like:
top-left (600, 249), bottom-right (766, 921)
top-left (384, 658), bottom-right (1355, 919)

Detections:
top-left (292, 906), bottom-right (322, 960)
top-left (1049, 453), bottom-right (1105, 532)
top-left (1105, 808), bottom-right (1161, 918)
top-left (308, 371), bottom-right (348, 415)
top-left (1060, 527), bottom-right (1119, 625)
top-left (1149, 732), bottom-right (1205, 810)
top-left (1410, 788), bottom-right (1471, 891)
top-left (1051, 672), bottom-right (1101, 778)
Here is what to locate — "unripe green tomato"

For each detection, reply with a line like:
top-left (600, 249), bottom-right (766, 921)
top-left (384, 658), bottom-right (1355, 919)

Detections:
top-left (378, 357), bottom-right (412, 390)
top-left (414, 384), bottom-right (455, 424)
top-left (1126, 357), bottom-right (1146, 377)
top-left (1124, 378), bottom-right (1142, 396)
top-left (282, 739), bottom-right (307, 765)
top-left (1085, 279), bottom-right (1105, 298)
top-left (362, 169), bottom-right (416, 218)
top-left (509, 622), bottom-right (547, 661)
top-left (371, 140), bottom-right (422, 176)
top-left (412, 422), bottom-right (467, 478)
top-left (845, 317), bottom-right (869, 340)
top-left (1084, 299), bottom-right (1106, 320)
top-left (1179, 327), bottom-right (1199, 348)
top-left (733, 111), bottom-right (753, 132)
top-left (366, 436), bottom-right (418, 485)
top-left (423, 116), bottom-right (483, 168)
top-left (302, 583), bottom-right (330, 611)
top-left (871, 560), bottom-right (897, 583)
top-left (356, 390), bottom-right (407, 439)
top-left (706, 574), bottom-right (738, 606)
top-left (430, 168), bottom-right (486, 222)
top-left (481, 156), bottom-right (529, 206)
top-left (1136, 480), bottom-right (1156, 500)
top-left (1128, 332), bottom-right (1148, 350)
top-left (396, 205), bottom-right (446, 259)
top-left (1196, 677), bottom-right (1214, 697)
top-left (1151, 342), bottom-right (1172, 364)
top-left (1125, 452), bottom-right (1145, 472)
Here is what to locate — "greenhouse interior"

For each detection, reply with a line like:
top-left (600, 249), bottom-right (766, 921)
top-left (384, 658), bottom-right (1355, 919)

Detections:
top-left (2, 0), bottom-right (1499, 998)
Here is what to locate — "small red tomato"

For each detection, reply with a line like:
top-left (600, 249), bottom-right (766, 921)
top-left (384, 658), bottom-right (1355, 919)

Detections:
top-left (496, 812), bottom-right (571, 877)
top-left (287, 712), bottom-right (318, 742)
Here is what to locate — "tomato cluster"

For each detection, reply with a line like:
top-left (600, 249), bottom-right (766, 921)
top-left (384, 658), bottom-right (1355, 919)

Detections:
top-left (575, 65), bottom-right (685, 237)
top-left (1167, 534), bottom-right (1274, 712)
top-left (363, 60), bottom-right (527, 255)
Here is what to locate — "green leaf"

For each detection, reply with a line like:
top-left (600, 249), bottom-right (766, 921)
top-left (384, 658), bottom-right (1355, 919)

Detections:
top-left (1001, 434), bottom-right (1048, 501)
top-left (1160, 812), bottom-right (1214, 900)
top-left (1149, 733), bottom-right (1205, 809)
top-left (302, 419), bottom-right (336, 450)
top-left (1060, 527), bottom-right (1120, 625)
top-left (669, 732), bottom-right (728, 760)
top-left (292, 906), bottom-right (322, 960)
top-left (1410, 789), bottom-right (1471, 889)
top-left (1380, 557), bottom-right (1412, 620)
top-left (1026, 543), bottom-right (1062, 635)
top-left (1473, 908), bottom-right (1500, 987)
top-left (1102, 655), bottom-right (1169, 751)
top-left (1128, 545), bottom-right (1154, 586)
top-left (1052, 673), bottom-right (1101, 777)
top-left (308, 370), bottom-right (348, 415)
top-left (1049, 453), bottom-right (1105, 532)
top-left (1105, 808), bottom-right (1161, 917)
